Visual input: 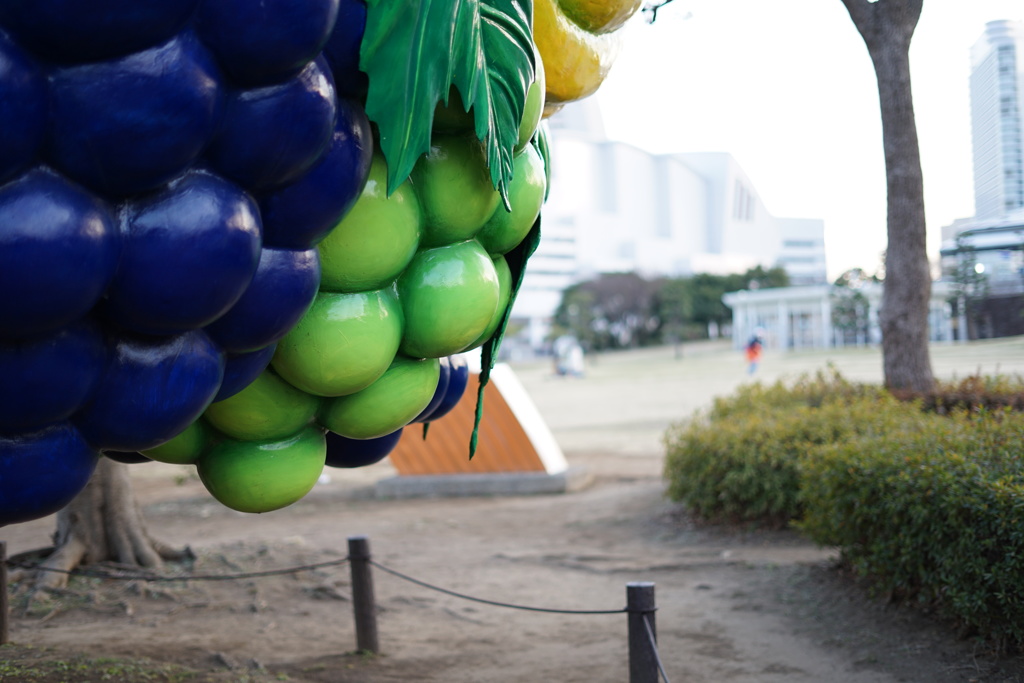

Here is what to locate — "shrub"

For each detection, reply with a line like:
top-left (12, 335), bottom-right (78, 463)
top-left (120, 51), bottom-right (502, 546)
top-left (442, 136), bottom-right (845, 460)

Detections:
top-left (663, 373), bottom-right (915, 525)
top-left (798, 409), bottom-right (1024, 650)
top-left (913, 374), bottom-right (1024, 415)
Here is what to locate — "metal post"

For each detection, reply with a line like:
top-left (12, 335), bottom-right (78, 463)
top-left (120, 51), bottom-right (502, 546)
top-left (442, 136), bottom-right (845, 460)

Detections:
top-left (627, 581), bottom-right (657, 683)
top-left (1, 541), bottom-right (9, 645)
top-left (347, 535), bottom-right (379, 654)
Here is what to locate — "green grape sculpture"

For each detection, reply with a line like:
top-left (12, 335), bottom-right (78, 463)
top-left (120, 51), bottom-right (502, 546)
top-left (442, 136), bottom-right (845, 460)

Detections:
top-left (152, 118), bottom-right (548, 514)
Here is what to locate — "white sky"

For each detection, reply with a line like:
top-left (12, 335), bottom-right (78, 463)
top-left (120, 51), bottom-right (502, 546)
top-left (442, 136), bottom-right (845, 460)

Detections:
top-left (592, 0), bottom-right (1024, 281)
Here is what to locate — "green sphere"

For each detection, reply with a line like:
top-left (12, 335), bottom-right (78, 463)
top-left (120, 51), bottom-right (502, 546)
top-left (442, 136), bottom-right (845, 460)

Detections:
top-left (515, 53), bottom-right (546, 153)
top-left (320, 356), bottom-right (440, 439)
top-left (467, 254), bottom-right (513, 350)
top-left (412, 133), bottom-right (501, 247)
top-left (477, 143), bottom-right (545, 256)
top-left (318, 153), bottom-right (422, 292)
top-left (142, 420), bottom-right (212, 465)
top-left (204, 370), bottom-right (320, 441)
top-left (197, 427), bottom-right (327, 514)
top-left (272, 288), bottom-right (403, 396)
top-left (397, 240), bottom-right (501, 358)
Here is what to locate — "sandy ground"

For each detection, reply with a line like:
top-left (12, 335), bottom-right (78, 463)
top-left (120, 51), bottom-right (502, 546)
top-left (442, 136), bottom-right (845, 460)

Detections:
top-left (4, 337), bottom-right (1024, 682)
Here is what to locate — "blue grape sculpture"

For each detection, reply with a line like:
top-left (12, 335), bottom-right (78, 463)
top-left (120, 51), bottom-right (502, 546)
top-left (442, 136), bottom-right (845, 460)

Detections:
top-left (0, 0), bottom-right (374, 525)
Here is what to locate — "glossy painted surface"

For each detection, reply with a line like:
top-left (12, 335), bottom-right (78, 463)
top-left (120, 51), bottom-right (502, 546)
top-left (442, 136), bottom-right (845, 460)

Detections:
top-left (142, 420), bottom-right (211, 465)
top-left (197, 426), bottom-right (326, 513)
top-left (0, 32), bottom-right (46, 184)
top-left (0, 0), bottom-right (197, 63)
top-left (413, 355), bottom-right (451, 423)
top-left (73, 330), bottom-right (224, 452)
top-left (0, 169), bottom-right (120, 339)
top-left (560, 0), bottom-right (643, 33)
top-left (259, 100), bottom-right (373, 249)
top-left (476, 143), bottom-right (546, 256)
top-left (534, 0), bottom-right (635, 110)
top-left (103, 450), bottom-right (152, 464)
top-left (411, 134), bottom-right (501, 247)
top-left (319, 356), bottom-right (439, 439)
top-left (205, 369), bottom-right (320, 442)
top-left (205, 58), bottom-right (336, 192)
top-left (397, 240), bottom-right (500, 359)
top-left (469, 254), bottom-right (513, 350)
top-left (0, 0), bottom-right (382, 519)
top-left (0, 423), bottom-right (98, 527)
top-left (424, 353), bottom-right (470, 422)
top-left (48, 32), bottom-right (223, 197)
top-left (324, 428), bottom-right (402, 468)
top-left (213, 344), bottom-right (279, 402)
top-left (272, 288), bottom-right (403, 397)
top-left (196, 0), bottom-right (339, 86)
top-left (205, 247), bottom-right (321, 354)
top-left (322, 0), bottom-right (368, 98)
top-left (103, 172), bottom-right (262, 335)
top-left (0, 319), bottom-right (106, 433)
top-left (515, 53), bottom-right (546, 153)
top-left (318, 153), bottom-right (422, 292)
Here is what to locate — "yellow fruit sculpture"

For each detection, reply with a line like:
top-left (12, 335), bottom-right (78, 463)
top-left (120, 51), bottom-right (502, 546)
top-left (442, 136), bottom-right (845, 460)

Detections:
top-left (534, 0), bottom-right (643, 115)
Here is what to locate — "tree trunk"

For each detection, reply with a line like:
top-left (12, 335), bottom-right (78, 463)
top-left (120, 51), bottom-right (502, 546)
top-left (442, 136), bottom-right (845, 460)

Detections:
top-left (32, 458), bottom-right (191, 590)
top-left (841, 0), bottom-right (934, 394)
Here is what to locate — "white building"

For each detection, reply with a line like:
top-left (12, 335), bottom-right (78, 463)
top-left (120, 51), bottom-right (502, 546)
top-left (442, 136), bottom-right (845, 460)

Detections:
top-left (723, 281), bottom-right (957, 352)
top-left (970, 20), bottom-right (1024, 220)
top-left (511, 100), bottom-right (828, 350)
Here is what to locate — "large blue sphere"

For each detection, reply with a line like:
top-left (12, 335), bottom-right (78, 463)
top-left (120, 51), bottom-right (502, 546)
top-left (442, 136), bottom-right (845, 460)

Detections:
top-left (48, 32), bottom-right (223, 197)
top-left (259, 98), bottom-right (373, 249)
top-left (0, 32), bottom-right (47, 185)
top-left (213, 344), bottom-right (279, 402)
top-left (204, 57), bottom-right (337, 192)
top-left (196, 0), bottom-right (340, 86)
top-left (73, 330), bottom-right (225, 452)
top-left (0, 0), bottom-right (198, 64)
top-left (0, 423), bottom-right (98, 527)
top-left (205, 247), bottom-right (321, 353)
top-left (0, 319), bottom-right (107, 434)
top-left (103, 172), bottom-right (262, 335)
top-left (427, 354), bottom-right (470, 422)
top-left (0, 169), bottom-right (120, 340)
top-left (413, 356), bottom-right (452, 423)
top-left (323, 0), bottom-right (368, 99)
top-left (324, 429), bottom-right (402, 468)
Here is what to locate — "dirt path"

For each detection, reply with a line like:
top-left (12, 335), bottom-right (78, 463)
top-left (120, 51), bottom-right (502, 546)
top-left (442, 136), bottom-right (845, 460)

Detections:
top-left (4, 339), bottom-right (1024, 682)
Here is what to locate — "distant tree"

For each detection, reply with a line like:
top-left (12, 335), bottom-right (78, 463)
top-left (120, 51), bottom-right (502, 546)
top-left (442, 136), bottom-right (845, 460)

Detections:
top-left (830, 268), bottom-right (877, 345)
top-left (654, 276), bottom-right (694, 356)
top-left (736, 265), bottom-right (790, 291)
top-left (841, 0), bottom-right (934, 393)
top-left (553, 272), bottom-right (660, 351)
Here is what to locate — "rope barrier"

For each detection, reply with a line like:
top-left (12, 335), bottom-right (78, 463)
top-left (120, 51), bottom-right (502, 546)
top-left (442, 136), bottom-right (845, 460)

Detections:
top-left (4, 557), bottom-right (349, 582)
top-left (369, 559), bottom-right (629, 615)
top-left (3, 537), bottom-right (670, 681)
top-left (643, 613), bottom-right (671, 683)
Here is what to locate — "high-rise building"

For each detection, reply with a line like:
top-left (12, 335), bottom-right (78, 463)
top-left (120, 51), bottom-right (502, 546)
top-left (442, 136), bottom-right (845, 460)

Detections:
top-left (970, 20), bottom-right (1024, 219)
top-left (938, 20), bottom-right (1024, 340)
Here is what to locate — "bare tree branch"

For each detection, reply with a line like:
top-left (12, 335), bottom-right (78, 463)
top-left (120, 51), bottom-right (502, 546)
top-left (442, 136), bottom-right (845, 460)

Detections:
top-left (642, 0), bottom-right (677, 24)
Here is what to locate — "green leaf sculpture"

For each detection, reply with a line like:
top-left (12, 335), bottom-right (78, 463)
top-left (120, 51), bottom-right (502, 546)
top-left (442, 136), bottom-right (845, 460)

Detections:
top-left (361, 0), bottom-right (535, 203)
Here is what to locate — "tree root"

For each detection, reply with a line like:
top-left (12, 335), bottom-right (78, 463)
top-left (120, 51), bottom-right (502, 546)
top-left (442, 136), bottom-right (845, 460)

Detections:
top-left (18, 459), bottom-right (192, 598)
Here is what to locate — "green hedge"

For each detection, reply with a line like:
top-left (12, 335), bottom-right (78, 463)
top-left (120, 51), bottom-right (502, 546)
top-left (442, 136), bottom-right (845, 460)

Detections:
top-left (663, 371), bottom-right (910, 525)
top-left (663, 372), bottom-right (1024, 649)
top-left (798, 410), bottom-right (1024, 649)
